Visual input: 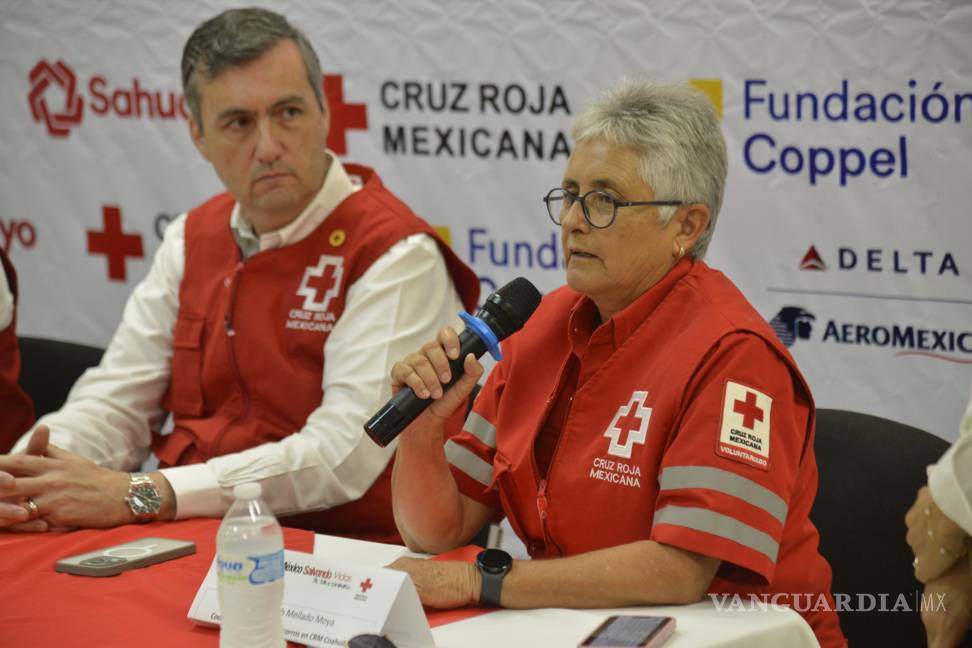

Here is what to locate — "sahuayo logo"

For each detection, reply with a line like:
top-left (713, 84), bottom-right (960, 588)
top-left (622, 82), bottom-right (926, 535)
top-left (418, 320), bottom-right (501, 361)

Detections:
top-left (27, 60), bottom-right (367, 154)
top-left (29, 60), bottom-right (84, 137)
top-left (769, 305), bottom-right (972, 363)
top-left (28, 58), bottom-right (187, 137)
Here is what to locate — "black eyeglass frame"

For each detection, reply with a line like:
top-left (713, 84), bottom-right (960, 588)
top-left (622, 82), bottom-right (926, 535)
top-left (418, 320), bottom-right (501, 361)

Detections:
top-left (543, 187), bottom-right (683, 229)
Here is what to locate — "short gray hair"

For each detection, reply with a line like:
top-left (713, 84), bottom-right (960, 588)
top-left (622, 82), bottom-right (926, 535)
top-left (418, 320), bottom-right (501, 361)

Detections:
top-left (181, 8), bottom-right (325, 128)
top-left (570, 80), bottom-right (728, 259)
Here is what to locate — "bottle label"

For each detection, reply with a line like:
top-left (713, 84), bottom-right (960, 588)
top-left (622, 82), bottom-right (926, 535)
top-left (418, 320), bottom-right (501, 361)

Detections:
top-left (218, 549), bottom-right (284, 586)
top-left (249, 549), bottom-right (285, 585)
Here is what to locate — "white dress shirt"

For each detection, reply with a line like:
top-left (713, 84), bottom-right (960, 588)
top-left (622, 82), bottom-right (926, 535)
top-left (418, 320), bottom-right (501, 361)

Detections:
top-left (928, 381), bottom-right (972, 535)
top-left (15, 156), bottom-right (466, 518)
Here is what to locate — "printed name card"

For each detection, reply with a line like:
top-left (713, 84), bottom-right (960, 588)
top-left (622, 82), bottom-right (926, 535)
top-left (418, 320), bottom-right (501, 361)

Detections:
top-left (188, 549), bottom-right (433, 648)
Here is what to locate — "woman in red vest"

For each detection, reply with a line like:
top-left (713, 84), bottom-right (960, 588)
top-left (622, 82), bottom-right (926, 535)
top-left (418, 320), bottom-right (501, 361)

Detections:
top-left (0, 249), bottom-right (34, 453)
top-left (388, 80), bottom-right (846, 648)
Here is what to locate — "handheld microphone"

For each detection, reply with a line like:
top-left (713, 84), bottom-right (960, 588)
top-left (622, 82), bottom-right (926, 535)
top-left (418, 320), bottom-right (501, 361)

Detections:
top-left (364, 277), bottom-right (542, 447)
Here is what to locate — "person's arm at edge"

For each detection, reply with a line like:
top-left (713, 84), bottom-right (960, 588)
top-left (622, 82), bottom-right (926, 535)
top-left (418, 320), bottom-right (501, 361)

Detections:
top-left (927, 387), bottom-right (972, 536)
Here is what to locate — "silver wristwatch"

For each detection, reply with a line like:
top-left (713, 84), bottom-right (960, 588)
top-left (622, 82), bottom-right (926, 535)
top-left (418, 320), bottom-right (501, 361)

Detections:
top-left (125, 472), bottom-right (162, 521)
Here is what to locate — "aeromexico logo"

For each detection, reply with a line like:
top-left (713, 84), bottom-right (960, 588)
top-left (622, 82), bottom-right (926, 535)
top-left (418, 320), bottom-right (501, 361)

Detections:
top-left (287, 255), bottom-right (343, 333)
top-left (769, 305), bottom-right (972, 364)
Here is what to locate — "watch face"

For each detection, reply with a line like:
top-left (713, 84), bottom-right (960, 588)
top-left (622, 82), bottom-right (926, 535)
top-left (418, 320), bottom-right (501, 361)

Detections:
top-left (477, 548), bottom-right (512, 573)
top-left (129, 483), bottom-right (161, 515)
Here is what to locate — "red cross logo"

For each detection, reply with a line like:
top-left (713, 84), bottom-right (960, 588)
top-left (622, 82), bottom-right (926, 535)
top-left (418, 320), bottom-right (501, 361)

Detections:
top-left (323, 75), bottom-right (367, 156)
top-left (87, 205), bottom-right (144, 282)
top-left (359, 578), bottom-right (373, 594)
top-left (604, 391), bottom-right (652, 459)
top-left (296, 254), bottom-right (344, 312)
top-left (733, 391), bottom-right (765, 429)
top-left (28, 60), bottom-right (84, 138)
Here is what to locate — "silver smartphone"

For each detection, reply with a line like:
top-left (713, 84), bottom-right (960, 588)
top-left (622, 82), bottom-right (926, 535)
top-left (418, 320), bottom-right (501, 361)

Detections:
top-left (54, 537), bottom-right (196, 577)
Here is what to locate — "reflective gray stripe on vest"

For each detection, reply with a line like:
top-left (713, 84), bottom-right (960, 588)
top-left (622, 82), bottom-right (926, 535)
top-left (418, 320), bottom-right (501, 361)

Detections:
top-left (653, 505), bottom-right (780, 563)
top-left (659, 466), bottom-right (788, 525)
top-left (445, 440), bottom-right (493, 486)
top-left (463, 411), bottom-right (497, 449)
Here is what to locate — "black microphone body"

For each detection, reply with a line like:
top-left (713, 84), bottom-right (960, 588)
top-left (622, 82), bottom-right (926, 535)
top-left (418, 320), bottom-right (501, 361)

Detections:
top-left (364, 277), bottom-right (541, 447)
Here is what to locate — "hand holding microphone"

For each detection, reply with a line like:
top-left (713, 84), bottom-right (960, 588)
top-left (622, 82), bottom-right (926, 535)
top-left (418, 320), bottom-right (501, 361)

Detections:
top-left (365, 277), bottom-right (542, 447)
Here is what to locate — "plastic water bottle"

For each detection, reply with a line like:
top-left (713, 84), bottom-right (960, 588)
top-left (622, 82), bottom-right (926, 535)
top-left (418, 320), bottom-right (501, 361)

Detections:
top-left (217, 482), bottom-right (285, 648)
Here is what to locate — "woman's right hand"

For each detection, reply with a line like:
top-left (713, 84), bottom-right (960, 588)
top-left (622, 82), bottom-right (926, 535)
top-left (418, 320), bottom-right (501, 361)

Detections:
top-left (390, 326), bottom-right (484, 424)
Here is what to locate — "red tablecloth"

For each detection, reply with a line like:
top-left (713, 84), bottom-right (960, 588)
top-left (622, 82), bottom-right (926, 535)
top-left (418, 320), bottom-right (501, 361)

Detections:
top-left (0, 518), bottom-right (312, 647)
top-left (0, 519), bottom-right (491, 647)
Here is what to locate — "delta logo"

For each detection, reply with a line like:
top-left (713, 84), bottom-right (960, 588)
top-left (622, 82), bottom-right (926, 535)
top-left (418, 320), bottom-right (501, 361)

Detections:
top-left (769, 305), bottom-right (972, 363)
top-left (799, 244), bottom-right (959, 276)
top-left (28, 59), bottom-right (368, 154)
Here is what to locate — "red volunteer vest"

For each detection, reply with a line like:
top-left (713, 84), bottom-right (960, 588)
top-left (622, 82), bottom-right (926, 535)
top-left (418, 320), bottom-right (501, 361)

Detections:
top-left (0, 249), bottom-right (34, 453)
top-left (463, 262), bottom-right (843, 646)
top-left (154, 164), bottom-right (479, 542)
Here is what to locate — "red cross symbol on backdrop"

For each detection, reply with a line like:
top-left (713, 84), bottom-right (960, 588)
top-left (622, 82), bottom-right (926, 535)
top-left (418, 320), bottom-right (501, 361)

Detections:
top-left (733, 391), bottom-right (765, 429)
top-left (359, 578), bottom-right (373, 594)
top-left (87, 205), bottom-right (144, 282)
top-left (323, 74), bottom-right (367, 155)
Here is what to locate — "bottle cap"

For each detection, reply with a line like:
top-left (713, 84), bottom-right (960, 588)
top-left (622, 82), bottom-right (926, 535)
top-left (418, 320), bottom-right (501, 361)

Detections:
top-left (233, 482), bottom-right (262, 500)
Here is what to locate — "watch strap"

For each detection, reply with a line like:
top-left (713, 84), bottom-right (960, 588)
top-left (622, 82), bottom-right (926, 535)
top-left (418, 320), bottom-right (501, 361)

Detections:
top-left (477, 549), bottom-right (512, 607)
top-left (480, 570), bottom-right (503, 607)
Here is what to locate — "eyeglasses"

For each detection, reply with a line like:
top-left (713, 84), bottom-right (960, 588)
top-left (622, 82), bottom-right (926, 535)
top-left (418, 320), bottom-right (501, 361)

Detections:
top-left (543, 187), bottom-right (683, 229)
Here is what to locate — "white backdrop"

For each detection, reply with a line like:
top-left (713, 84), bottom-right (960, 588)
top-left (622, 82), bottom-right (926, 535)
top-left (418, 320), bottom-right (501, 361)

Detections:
top-left (2, 0), bottom-right (970, 441)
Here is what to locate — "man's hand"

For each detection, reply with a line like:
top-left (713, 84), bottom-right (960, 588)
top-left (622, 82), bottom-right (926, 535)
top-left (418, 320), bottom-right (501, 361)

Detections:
top-left (386, 557), bottom-right (481, 609)
top-left (0, 426), bottom-right (55, 532)
top-left (921, 559), bottom-right (972, 648)
top-left (0, 426), bottom-right (137, 530)
top-left (907, 486), bottom-right (970, 583)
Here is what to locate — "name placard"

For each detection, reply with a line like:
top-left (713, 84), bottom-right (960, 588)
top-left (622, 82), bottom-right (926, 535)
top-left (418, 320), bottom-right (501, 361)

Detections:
top-left (188, 549), bottom-right (433, 648)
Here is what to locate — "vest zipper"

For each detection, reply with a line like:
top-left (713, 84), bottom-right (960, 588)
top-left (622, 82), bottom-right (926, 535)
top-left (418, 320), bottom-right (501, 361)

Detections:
top-left (536, 479), bottom-right (549, 522)
top-left (530, 356), bottom-right (574, 557)
top-left (213, 261), bottom-right (251, 455)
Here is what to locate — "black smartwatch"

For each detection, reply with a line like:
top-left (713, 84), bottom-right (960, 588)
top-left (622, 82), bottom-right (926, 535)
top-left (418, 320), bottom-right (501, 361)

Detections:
top-left (476, 548), bottom-right (513, 607)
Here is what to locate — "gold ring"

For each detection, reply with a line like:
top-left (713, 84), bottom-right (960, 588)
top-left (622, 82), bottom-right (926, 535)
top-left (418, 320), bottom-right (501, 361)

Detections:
top-left (23, 497), bottom-right (40, 520)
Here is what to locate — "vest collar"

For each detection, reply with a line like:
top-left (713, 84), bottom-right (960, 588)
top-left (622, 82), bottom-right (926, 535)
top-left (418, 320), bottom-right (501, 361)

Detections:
top-left (230, 151), bottom-right (361, 258)
top-left (567, 258), bottom-right (695, 354)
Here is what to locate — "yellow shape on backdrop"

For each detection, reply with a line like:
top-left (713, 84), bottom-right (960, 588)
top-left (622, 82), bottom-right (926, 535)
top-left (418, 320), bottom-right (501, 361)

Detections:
top-left (688, 79), bottom-right (723, 119)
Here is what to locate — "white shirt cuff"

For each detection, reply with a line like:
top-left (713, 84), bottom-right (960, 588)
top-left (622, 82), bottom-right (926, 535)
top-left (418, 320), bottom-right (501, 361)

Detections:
top-left (159, 463), bottom-right (225, 519)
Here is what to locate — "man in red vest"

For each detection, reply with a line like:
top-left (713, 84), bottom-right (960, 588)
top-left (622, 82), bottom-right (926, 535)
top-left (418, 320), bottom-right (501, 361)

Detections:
top-left (0, 8), bottom-right (478, 538)
top-left (0, 249), bottom-right (34, 454)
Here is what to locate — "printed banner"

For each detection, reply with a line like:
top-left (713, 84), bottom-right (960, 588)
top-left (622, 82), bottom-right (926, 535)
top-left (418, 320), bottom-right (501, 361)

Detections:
top-left (2, 1), bottom-right (969, 440)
